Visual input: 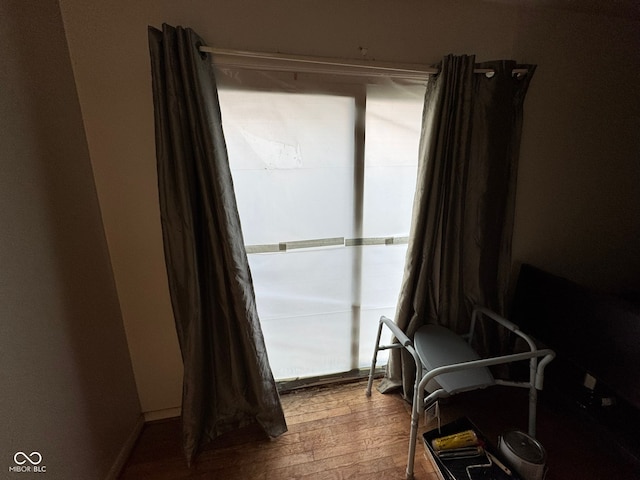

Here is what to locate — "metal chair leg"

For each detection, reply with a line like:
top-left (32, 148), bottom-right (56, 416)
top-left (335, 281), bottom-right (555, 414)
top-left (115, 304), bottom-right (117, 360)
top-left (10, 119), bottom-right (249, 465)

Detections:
top-left (366, 319), bottom-right (385, 397)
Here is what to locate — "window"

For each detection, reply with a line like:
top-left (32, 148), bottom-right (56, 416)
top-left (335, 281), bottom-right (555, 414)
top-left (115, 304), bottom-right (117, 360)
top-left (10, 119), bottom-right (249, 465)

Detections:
top-left (216, 63), bottom-right (425, 386)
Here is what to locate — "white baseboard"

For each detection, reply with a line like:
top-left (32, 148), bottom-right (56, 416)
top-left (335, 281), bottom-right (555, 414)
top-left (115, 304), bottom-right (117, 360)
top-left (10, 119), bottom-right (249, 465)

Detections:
top-left (144, 406), bottom-right (181, 422)
top-left (105, 414), bottom-right (145, 480)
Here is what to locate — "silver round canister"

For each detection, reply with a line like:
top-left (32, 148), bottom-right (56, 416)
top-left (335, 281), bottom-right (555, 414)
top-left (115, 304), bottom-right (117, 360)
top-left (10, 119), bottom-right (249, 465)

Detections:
top-left (498, 430), bottom-right (546, 480)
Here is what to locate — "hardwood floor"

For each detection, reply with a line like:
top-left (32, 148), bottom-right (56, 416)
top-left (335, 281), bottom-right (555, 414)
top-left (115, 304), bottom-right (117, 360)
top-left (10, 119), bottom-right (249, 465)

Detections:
top-left (119, 379), bottom-right (438, 479)
top-left (119, 379), bottom-right (640, 479)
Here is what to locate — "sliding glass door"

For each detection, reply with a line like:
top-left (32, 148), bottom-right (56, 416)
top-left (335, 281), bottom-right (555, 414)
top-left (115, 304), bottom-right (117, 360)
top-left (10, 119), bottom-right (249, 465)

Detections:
top-left (217, 69), bottom-right (425, 386)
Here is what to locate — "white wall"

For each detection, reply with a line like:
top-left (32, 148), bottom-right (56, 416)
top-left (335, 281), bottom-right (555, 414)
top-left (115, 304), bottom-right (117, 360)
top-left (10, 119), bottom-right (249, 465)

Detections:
top-left (57, 0), bottom-right (640, 415)
top-left (0, 1), bottom-right (141, 478)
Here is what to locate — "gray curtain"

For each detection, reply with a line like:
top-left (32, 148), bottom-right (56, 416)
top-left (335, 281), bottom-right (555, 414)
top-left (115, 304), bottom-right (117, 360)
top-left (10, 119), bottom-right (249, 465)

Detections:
top-left (148, 24), bottom-right (287, 464)
top-left (379, 55), bottom-right (536, 399)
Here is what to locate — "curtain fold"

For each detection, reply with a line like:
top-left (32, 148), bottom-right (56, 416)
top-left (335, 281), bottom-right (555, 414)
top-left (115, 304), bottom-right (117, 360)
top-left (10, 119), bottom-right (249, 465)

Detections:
top-left (148, 24), bottom-right (287, 464)
top-left (379, 54), bottom-right (536, 400)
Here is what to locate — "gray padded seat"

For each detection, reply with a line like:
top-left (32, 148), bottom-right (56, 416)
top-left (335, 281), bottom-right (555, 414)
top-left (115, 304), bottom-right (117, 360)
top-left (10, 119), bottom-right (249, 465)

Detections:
top-left (414, 324), bottom-right (494, 395)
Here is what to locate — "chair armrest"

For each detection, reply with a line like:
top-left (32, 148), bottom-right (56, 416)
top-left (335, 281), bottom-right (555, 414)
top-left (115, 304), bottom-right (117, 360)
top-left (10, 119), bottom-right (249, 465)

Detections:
top-left (375, 316), bottom-right (424, 397)
top-left (471, 306), bottom-right (538, 352)
top-left (473, 306), bottom-right (519, 332)
top-left (379, 316), bottom-right (413, 347)
top-left (418, 348), bottom-right (556, 392)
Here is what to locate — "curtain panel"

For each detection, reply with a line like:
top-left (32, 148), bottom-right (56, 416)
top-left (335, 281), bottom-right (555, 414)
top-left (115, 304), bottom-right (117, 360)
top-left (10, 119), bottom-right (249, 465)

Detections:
top-left (148, 24), bottom-right (287, 464)
top-left (379, 54), bottom-right (536, 399)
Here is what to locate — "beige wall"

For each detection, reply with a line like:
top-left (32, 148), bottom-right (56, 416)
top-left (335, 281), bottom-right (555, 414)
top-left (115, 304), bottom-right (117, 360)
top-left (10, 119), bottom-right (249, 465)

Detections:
top-left (511, 8), bottom-right (640, 291)
top-left (0, 1), bottom-right (141, 478)
top-left (57, 0), bottom-right (640, 415)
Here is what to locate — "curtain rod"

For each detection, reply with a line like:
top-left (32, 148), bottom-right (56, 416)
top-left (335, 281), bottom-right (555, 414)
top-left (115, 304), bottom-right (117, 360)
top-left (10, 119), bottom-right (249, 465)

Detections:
top-left (198, 46), bottom-right (529, 77)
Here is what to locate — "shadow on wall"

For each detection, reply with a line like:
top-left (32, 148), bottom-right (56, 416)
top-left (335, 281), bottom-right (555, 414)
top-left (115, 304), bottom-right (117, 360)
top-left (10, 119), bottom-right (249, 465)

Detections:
top-left (1, 2), bottom-right (140, 478)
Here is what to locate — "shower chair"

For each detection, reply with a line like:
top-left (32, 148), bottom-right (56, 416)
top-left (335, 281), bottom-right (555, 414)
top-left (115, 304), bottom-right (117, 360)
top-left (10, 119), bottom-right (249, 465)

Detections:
top-left (366, 305), bottom-right (555, 480)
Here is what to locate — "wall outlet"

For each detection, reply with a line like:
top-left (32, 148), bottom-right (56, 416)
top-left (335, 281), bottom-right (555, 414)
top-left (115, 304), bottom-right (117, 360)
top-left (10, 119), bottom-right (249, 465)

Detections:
top-left (583, 373), bottom-right (597, 390)
top-left (601, 397), bottom-right (616, 407)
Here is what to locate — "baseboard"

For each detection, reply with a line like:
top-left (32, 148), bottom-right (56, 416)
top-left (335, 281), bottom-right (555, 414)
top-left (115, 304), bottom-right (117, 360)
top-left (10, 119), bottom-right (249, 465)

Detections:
top-left (144, 406), bottom-right (181, 422)
top-left (104, 414), bottom-right (145, 480)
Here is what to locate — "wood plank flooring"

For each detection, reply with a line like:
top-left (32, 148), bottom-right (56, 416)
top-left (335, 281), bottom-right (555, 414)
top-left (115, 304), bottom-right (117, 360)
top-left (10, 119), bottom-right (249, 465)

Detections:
top-left (119, 379), bottom-right (640, 479)
top-left (119, 379), bottom-right (438, 479)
